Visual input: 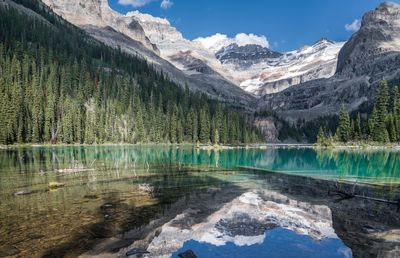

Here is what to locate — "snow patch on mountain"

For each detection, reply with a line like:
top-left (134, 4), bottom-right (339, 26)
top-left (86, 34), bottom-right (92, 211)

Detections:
top-left (194, 33), bottom-right (269, 53)
top-left (239, 39), bottom-right (345, 95)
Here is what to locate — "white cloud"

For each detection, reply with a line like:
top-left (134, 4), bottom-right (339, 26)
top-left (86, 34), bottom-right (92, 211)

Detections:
top-left (118, 0), bottom-right (173, 9)
top-left (118, 0), bottom-right (156, 7)
top-left (160, 0), bottom-right (173, 9)
top-left (345, 19), bottom-right (361, 32)
top-left (194, 33), bottom-right (269, 53)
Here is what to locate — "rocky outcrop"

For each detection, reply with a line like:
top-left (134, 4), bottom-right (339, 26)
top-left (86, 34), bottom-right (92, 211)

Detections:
top-left (42, 0), bottom-right (158, 53)
top-left (337, 2), bottom-right (400, 77)
top-left (216, 43), bottom-right (283, 67)
top-left (258, 2), bottom-right (400, 121)
top-left (253, 117), bottom-right (279, 142)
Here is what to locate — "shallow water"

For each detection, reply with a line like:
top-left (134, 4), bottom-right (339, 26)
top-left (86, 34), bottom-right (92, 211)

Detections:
top-left (0, 146), bottom-right (399, 257)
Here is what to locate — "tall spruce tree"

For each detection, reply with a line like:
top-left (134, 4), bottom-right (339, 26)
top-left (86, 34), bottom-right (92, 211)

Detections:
top-left (372, 81), bottom-right (389, 143)
top-left (336, 105), bottom-right (351, 142)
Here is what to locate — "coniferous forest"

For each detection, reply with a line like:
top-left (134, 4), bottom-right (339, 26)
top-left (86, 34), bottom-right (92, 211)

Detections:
top-left (317, 81), bottom-right (400, 145)
top-left (0, 0), bottom-right (263, 145)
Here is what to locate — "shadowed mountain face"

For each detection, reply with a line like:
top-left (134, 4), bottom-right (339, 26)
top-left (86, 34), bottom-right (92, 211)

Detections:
top-left (258, 2), bottom-right (400, 122)
top-left (216, 43), bottom-right (283, 66)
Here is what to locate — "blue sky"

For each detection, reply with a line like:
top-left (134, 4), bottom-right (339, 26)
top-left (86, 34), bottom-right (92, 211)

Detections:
top-left (109, 0), bottom-right (399, 52)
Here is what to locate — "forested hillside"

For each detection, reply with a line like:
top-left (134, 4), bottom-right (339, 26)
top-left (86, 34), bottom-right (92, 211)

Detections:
top-left (317, 81), bottom-right (400, 145)
top-left (0, 0), bottom-right (263, 145)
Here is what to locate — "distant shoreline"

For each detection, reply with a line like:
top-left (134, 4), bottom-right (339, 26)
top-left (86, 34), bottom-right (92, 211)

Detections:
top-left (314, 142), bottom-right (400, 150)
top-left (1, 142), bottom-right (400, 150)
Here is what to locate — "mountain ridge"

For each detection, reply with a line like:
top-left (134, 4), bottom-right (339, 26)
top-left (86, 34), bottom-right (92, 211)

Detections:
top-left (42, 0), bottom-right (346, 98)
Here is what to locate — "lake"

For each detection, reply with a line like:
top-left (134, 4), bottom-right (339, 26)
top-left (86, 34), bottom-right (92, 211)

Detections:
top-left (0, 146), bottom-right (399, 258)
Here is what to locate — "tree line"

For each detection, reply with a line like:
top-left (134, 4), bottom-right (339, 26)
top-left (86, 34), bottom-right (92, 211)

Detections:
top-left (0, 1), bottom-right (263, 145)
top-left (318, 81), bottom-right (400, 145)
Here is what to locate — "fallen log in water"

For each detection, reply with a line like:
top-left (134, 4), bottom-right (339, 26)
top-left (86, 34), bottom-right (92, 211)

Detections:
top-left (330, 189), bottom-right (400, 206)
top-left (55, 168), bottom-right (94, 173)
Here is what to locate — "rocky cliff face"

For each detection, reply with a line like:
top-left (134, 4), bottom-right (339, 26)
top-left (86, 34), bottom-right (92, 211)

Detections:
top-left (42, 0), bottom-right (158, 53)
top-left (337, 2), bottom-right (400, 77)
top-left (216, 43), bottom-right (283, 67)
top-left (258, 2), bottom-right (400, 122)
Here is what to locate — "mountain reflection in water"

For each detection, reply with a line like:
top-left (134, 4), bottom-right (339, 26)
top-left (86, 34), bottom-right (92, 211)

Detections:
top-left (173, 228), bottom-right (352, 258)
top-left (143, 190), bottom-right (352, 258)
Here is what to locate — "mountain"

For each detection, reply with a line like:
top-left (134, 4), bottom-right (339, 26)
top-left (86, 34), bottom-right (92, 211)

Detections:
top-left (215, 39), bottom-right (344, 95)
top-left (258, 2), bottom-right (400, 123)
top-left (0, 0), bottom-right (263, 145)
top-left (337, 2), bottom-right (400, 77)
top-left (33, 0), bottom-right (400, 142)
top-left (42, 0), bottom-right (347, 101)
top-left (42, 0), bottom-right (256, 108)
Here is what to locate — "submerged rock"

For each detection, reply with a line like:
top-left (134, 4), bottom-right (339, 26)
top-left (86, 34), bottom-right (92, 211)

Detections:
top-left (13, 190), bottom-right (33, 196)
top-left (101, 203), bottom-right (114, 209)
top-left (138, 183), bottom-right (155, 194)
top-left (48, 182), bottom-right (65, 189)
top-left (178, 249), bottom-right (197, 258)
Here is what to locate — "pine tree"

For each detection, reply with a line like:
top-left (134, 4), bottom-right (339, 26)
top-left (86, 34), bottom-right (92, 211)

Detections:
top-left (336, 105), bottom-right (351, 142)
top-left (372, 81), bottom-right (389, 143)
top-left (199, 105), bottom-right (210, 143)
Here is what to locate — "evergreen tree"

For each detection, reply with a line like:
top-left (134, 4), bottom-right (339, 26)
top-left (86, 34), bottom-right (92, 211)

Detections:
top-left (336, 105), bottom-right (351, 142)
top-left (372, 81), bottom-right (389, 143)
top-left (199, 105), bottom-right (210, 143)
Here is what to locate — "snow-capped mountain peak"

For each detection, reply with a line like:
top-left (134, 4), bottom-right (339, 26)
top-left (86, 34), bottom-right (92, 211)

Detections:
top-left (194, 33), bottom-right (270, 54)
